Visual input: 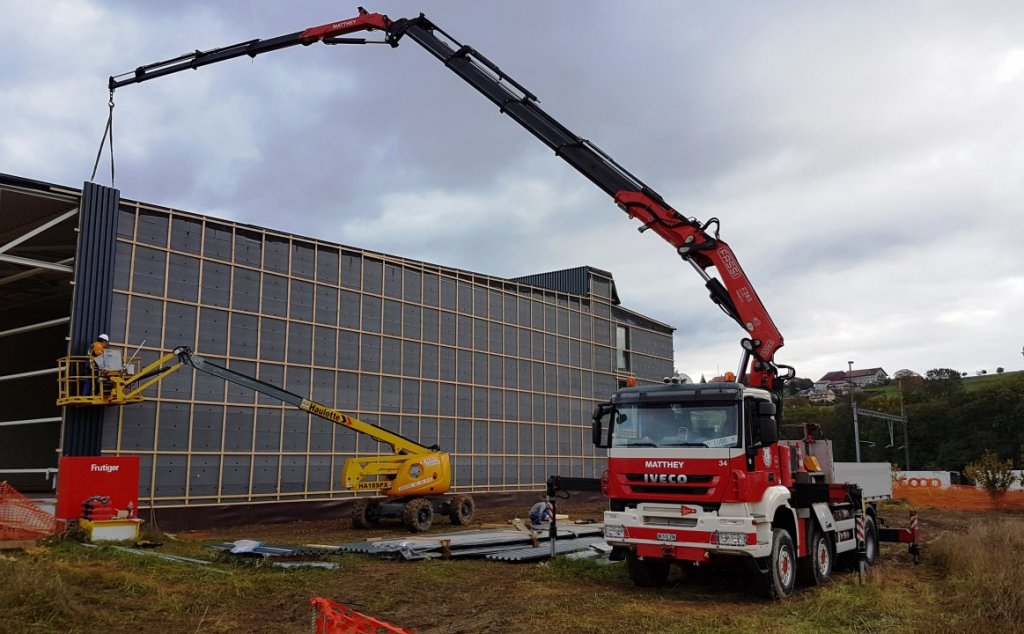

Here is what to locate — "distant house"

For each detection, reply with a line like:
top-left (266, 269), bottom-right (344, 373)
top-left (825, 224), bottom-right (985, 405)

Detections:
top-left (815, 368), bottom-right (888, 392)
top-left (808, 388), bottom-right (837, 405)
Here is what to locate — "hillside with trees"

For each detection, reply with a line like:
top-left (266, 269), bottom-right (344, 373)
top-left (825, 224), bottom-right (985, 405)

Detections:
top-left (783, 370), bottom-right (1024, 471)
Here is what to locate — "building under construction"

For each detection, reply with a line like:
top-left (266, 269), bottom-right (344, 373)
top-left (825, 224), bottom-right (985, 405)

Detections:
top-left (0, 173), bottom-right (675, 523)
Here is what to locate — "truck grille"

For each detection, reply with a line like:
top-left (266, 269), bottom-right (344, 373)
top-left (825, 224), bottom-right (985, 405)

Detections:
top-left (629, 485), bottom-right (711, 495)
top-left (623, 473), bottom-right (717, 498)
top-left (643, 516), bottom-right (699, 528)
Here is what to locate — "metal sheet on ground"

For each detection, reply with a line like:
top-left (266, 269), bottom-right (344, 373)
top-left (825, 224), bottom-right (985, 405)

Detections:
top-left (486, 537), bottom-right (610, 562)
top-left (336, 524), bottom-right (605, 560)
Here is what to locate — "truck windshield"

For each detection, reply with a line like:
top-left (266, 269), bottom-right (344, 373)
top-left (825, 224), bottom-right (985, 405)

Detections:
top-left (610, 402), bottom-right (740, 449)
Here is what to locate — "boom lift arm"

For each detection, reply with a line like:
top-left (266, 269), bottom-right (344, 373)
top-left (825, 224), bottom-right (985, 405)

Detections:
top-left (174, 348), bottom-right (450, 495)
top-left (108, 7), bottom-right (793, 395)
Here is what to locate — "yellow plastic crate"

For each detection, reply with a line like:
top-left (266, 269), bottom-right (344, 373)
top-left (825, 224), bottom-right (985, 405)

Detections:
top-left (80, 518), bottom-right (142, 542)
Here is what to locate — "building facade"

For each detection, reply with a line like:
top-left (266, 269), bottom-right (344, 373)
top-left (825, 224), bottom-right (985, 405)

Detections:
top-left (0, 174), bottom-right (676, 517)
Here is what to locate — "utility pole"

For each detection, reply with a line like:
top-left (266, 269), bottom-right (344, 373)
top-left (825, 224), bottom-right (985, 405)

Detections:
top-left (898, 377), bottom-right (910, 470)
top-left (849, 361), bottom-right (860, 462)
top-left (853, 402), bottom-right (862, 462)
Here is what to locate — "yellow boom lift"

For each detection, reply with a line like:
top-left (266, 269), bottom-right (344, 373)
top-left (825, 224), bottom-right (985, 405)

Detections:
top-left (57, 346), bottom-right (474, 531)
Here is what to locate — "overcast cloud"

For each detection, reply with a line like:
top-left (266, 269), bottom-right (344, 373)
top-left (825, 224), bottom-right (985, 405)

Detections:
top-left (2, 1), bottom-right (1023, 382)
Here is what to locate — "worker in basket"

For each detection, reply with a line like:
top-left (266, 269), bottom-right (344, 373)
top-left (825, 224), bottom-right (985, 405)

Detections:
top-left (90, 334), bottom-right (110, 364)
top-left (86, 334), bottom-right (121, 396)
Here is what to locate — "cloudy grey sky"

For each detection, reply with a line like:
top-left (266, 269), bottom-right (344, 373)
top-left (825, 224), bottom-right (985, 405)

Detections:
top-left (3, 1), bottom-right (1023, 382)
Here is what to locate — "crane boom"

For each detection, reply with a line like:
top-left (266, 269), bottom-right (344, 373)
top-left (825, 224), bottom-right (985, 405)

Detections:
top-left (108, 7), bottom-right (790, 393)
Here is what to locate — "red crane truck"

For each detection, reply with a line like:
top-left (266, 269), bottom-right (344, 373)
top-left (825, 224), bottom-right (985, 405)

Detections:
top-left (594, 396), bottom-right (919, 597)
top-left (107, 8), bottom-right (919, 596)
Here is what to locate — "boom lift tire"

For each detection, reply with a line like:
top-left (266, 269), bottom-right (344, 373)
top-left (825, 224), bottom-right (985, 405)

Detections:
top-left (352, 499), bottom-right (382, 529)
top-left (403, 497), bottom-right (434, 532)
top-left (447, 494), bottom-right (475, 525)
top-left (626, 550), bottom-right (671, 587)
top-left (797, 527), bottom-right (833, 586)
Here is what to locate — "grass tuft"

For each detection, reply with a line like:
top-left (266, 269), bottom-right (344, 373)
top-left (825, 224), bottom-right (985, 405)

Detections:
top-left (540, 556), bottom-right (629, 584)
top-left (928, 517), bottom-right (1024, 627)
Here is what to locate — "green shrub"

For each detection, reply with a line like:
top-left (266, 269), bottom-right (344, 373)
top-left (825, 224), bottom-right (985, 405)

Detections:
top-left (964, 451), bottom-right (1017, 498)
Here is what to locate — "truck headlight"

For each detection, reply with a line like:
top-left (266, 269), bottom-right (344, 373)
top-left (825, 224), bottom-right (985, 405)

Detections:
top-left (713, 531), bottom-right (747, 547)
top-left (604, 524), bottom-right (625, 539)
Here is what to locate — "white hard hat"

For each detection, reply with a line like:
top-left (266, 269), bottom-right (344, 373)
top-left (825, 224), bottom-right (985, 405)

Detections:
top-left (98, 334), bottom-right (109, 342)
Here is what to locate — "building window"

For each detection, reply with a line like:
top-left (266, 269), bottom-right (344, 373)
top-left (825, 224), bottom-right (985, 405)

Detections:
top-left (615, 325), bottom-right (630, 371)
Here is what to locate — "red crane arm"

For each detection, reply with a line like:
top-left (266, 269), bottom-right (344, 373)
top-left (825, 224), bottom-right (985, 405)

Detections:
top-left (298, 10), bottom-right (391, 43)
top-left (614, 191), bottom-right (784, 390)
top-left (107, 7), bottom-right (792, 394)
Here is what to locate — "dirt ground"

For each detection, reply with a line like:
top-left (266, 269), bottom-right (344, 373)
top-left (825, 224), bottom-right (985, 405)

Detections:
top-left (4, 499), bottom-right (1023, 634)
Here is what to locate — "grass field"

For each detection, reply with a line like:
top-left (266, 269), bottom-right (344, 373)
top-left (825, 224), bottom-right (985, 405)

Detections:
top-left (3, 500), bottom-right (1023, 634)
top-left (860, 369), bottom-right (1023, 399)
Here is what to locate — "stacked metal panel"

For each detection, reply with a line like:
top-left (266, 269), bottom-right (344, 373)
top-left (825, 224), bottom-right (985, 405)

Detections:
top-left (64, 182), bottom-right (120, 456)
top-left (335, 524), bottom-right (605, 560)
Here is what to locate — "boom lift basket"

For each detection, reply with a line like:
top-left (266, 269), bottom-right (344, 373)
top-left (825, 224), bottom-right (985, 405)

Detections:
top-left (56, 350), bottom-right (182, 407)
top-left (56, 355), bottom-right (143, 406)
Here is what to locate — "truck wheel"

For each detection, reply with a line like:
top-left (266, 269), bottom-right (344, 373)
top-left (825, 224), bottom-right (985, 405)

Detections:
top-left (863, 516), bottom-right (878, 567)
top-left (765, 528), bottom-right (797, 599)
top-left (352, 499), bottom-right (381, 529)
top-left (448, 494), bottom-right (475, 525)
top-left (798, 528), bottom-right (833, 586)
top-left (838, 516), bottom-right (879, 570)
top-left (626, 551), bottom-right (670, 587)
top-left (403, 497), bottom-right (434, 532)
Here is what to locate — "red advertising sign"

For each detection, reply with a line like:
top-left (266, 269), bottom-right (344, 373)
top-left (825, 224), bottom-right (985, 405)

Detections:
top-left (55, 456), bottom-right (140, 520)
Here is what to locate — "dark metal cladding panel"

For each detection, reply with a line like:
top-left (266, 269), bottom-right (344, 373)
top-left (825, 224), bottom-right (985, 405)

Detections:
top-left (63, 182), bottom-right (120, 456)
top-left (511, 266), bottom-right (591, 296)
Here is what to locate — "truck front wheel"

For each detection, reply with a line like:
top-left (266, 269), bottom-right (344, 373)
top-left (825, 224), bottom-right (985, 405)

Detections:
top-left (626, 551), bottom-right (670, 587)
top-left (764, 528), bottom-right (797, 598)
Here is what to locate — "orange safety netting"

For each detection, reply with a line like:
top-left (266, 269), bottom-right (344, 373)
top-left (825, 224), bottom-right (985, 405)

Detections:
top-left (894, 484), bottom-right (1024, 511)
top-left (309, 598), bottom-right (413, 634)
top-left (0, 481), bottom-right (58, 541)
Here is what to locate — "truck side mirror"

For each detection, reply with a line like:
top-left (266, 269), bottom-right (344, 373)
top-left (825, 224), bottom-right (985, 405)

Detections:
top-left (757, 400), bottom-right (778, 444)
top-left (592, 403), bottom-right (613, 448)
